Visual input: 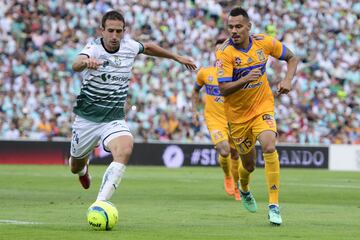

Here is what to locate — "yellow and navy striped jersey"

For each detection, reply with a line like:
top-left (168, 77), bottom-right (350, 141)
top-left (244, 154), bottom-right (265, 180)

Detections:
top-left (215, 34), bottom-right (286, 123)
top-left (195, 66), bottom-right (227, 124)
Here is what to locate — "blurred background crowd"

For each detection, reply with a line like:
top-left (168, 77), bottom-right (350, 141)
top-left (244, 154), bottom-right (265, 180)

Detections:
top-left (0, 0), bottom-right (359, 144)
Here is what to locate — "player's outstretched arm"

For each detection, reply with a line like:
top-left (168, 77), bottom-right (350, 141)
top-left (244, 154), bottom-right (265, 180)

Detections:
top-left (143, 42), bottom-right (197, 70)
top-left (191, 87), bottom-right (201, 124)
top-left (72, 55), bottom-right (102, 72)
top-left (276, 47), bottom-right (300, 96)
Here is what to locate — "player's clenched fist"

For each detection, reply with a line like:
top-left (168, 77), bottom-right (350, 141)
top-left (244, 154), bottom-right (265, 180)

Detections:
top-left (243, 68), bottom-right (262, 83)
top-left (276, 80), bottom-right (292, 96)
top-left (83, 58), bottom-right (102, 70)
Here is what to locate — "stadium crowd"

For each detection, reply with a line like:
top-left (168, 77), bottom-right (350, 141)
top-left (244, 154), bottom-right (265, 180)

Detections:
top-left (0, 0), bottom-right (359, 144)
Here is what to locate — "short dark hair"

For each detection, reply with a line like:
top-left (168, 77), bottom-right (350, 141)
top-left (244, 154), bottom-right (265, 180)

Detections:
top-left (229, 7), bottom-right (249, 19)
top-left (101, 10), bottom-right (125, 28)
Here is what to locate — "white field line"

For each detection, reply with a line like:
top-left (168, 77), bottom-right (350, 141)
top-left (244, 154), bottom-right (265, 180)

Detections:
top-left (0, 220), bottom-right (42, 225)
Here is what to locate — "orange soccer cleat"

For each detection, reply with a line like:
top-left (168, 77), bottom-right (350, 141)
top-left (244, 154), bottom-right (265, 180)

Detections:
top-left (234, 188), bottom-right (241, 201)
top-left (224, 176), bottom-right (235, 196)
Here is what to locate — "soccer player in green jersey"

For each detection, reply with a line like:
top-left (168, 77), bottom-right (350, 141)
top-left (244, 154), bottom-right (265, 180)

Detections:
top-left (69, 10), bottom-right (196, 202)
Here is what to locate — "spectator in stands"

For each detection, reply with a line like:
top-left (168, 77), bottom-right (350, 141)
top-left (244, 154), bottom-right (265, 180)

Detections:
top-left (37, 114), bottom-right (51, 139)
top-left (3, 119), bottom-right (20, 139)
top-left (0, 0), bottom-right (359, 144)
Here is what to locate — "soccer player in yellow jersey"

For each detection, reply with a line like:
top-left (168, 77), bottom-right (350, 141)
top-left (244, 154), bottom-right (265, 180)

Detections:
top-left (192, 39), bottom-right (249, 201)
top-left (216, 7), bottom-right (299, 225)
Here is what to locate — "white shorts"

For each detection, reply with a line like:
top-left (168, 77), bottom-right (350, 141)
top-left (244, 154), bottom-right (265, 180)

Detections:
top-left (70, 116), bottom-right (132, 158)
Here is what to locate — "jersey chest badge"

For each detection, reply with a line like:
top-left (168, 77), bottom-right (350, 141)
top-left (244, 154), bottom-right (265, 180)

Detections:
top-left (256, 49), bottom-right (265, 61)
top-left (113, 56), bottom-right (122, 66)
top-left (235, 57), bottom-right (241, 67)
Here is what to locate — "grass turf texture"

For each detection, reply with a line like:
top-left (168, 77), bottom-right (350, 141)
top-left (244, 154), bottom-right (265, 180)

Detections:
top-left (0, 165), bottom-right (359, 240)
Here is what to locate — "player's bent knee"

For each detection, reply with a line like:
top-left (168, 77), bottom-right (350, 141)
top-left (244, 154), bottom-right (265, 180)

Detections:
top-left (216, 141), bottom-right (230, 157)
top-left (258, 131), bottom-right (277, 153)
top-left (262, 144), bottom-right (276, 153)
top-left (113, 145), bottom-right (133, 155)
top-left (218, 148), bottom-right (230, 157)
top-left (112, 145), bottom-right (133, 163)
top-left (122, 145), bottom-right (133, 157)
top-left (107, 135), bottom-right (134, 161)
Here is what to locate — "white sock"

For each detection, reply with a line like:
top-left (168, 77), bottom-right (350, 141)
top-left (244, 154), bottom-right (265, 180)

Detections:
top-left (97, 162), bottom-right (126, 201)
top-left (78, 165), bottom-right (87, 176)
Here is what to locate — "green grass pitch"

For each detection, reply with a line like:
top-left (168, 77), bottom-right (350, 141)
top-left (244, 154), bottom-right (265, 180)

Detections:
top-left (0, 165), bottom-right (359, 240)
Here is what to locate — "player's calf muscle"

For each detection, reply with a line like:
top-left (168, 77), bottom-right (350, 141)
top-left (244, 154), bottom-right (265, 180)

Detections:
top-left (113, 148), bottom-right (132, 163)
top-left (70, 156), bottom-right (88, 173)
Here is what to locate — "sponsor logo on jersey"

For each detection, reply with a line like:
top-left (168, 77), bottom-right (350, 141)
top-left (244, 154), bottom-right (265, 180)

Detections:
top-left (232, 137), bottom-right (243, 144)
top-left (205, 84), bottom-right (221, 96)
top-left (217, 69), bottom-right (224, 76)
top-left (262, 114), bottom-right (273, 121)
top-left (214, 96), bottom-right (224, 103)
top-left (98, 73), bottom-right (128, 84)
top-left (235, 57), bottom-right (241, 66)
top-left (100, 73), bottom-right (111, 82)
top-left (102, 61), bottom-right (110, 67)
top-left (241, 81), bottom-right (263, 89)
top-left (262, 114), bottom-right (275, 128)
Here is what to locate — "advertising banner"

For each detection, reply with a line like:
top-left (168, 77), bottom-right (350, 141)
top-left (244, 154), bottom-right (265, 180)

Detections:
top-left (0, 140), bottom-right (329, 168)
top-left (91, 143), bottom-right (329, 169)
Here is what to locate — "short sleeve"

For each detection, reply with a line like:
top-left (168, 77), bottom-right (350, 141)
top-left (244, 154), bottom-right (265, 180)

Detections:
top-left (126, 38), bottom-right (144, 55)
top-left (79, 42), bottom-right (96, 58)
top-left (265, 36), bottom-right (287, 60)
top-left (195, 68), bottom-right (205, 90)
top-left (137, 41), bottom-right (144, 54)
top-left (216, 50), bottom-right (233, 83)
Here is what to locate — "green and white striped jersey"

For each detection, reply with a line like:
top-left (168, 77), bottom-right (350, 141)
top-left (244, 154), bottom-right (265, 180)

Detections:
top-left (73, 37), bottom-right (144, 123)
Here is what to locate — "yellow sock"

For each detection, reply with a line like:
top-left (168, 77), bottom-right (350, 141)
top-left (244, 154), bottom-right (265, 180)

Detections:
top-left (238, 159), bottom-right (250, 192)
top-left (231, 158), bottom-right (240, 185)
top-left (218, 154), bottom-right (231, 177)
top-left (263, 151), bottom-right (280, 205)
